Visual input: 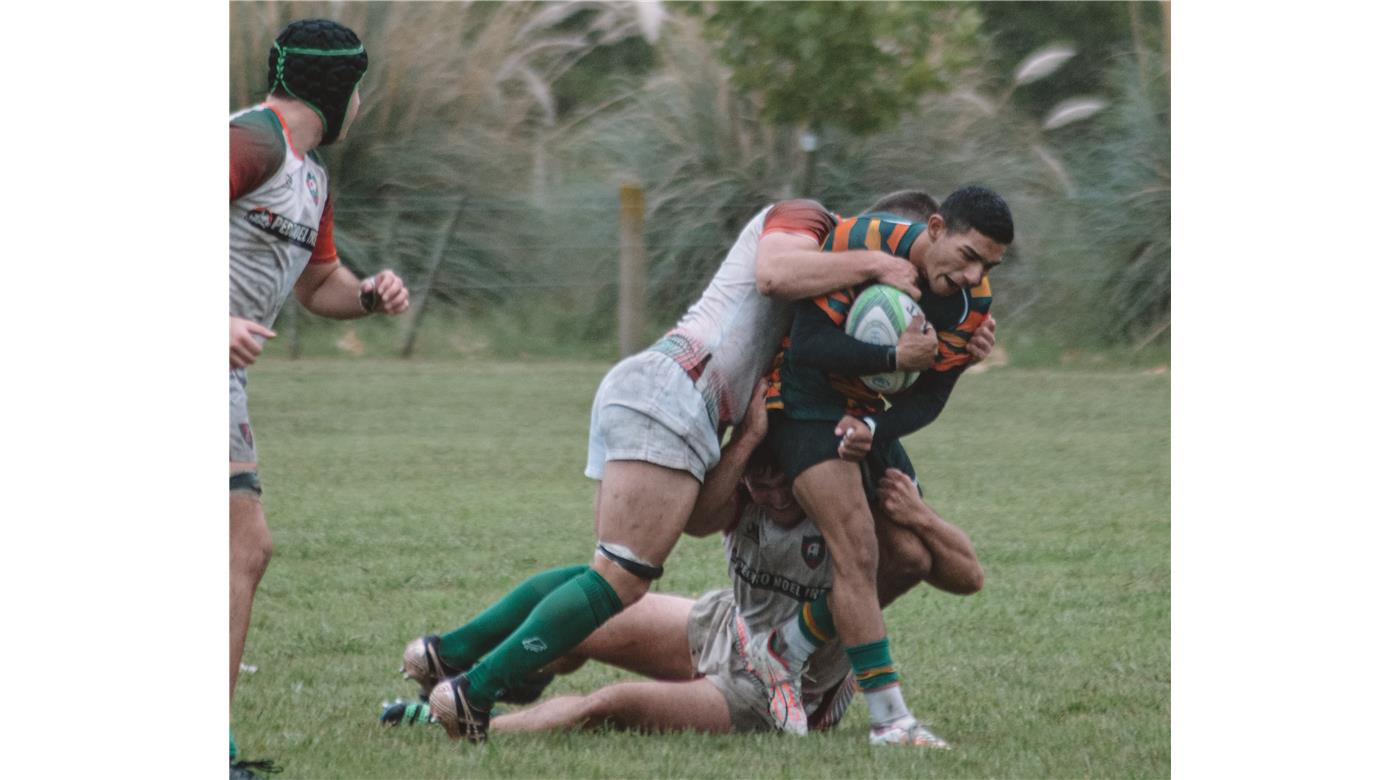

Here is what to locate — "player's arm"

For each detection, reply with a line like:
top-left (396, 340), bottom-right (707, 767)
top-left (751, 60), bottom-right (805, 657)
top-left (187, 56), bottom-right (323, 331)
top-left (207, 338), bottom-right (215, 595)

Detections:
top-left (865, 367), bottom-right (963, 448)
top-left (685, 381), bottom-right (770, 537)
top-left (293, 197), bottom-right (411, 319)
top-left (876, 469), bottom-right (984, 595)
top-left (786, 301), bottom-right (939, 375)
top-left (755, 201), bottom-right (920, 301)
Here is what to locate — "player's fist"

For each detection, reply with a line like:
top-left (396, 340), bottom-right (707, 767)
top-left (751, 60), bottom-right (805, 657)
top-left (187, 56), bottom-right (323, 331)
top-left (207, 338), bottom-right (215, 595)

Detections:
top-left (834, 415), bottom-right (872, 461)
top-left (895, 314), bottom-right (938, 371)
top-left (875, 257), bottom-right (921, 300)
top-left (230, 316), bottom-right (275, 369)
top-left (363, 270), bottom-right (410, 315)
top-left (967, 316), bottom-right (997, 363)
top-left (877, 468), bottom-right (924, 526)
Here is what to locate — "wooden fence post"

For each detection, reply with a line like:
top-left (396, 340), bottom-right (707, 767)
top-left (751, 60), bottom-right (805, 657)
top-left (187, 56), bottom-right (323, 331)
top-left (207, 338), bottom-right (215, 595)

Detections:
top-left (618, 182), bottom-right (647, 358)
top-left (400, 197), bottom-right (469, 358)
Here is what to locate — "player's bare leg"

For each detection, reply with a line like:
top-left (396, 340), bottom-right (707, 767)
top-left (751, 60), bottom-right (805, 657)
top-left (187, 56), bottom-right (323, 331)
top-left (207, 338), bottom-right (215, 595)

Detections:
top-left (590, 460), bottom-right (701, 606)
top-left (229, 461), bottom-right (273, 702)
top-left (792, 459), bottom-right (885, 646)
top-left (493, 679), bottom-right (732, 734)
top-left (552, 592), bottom-right (697, 681)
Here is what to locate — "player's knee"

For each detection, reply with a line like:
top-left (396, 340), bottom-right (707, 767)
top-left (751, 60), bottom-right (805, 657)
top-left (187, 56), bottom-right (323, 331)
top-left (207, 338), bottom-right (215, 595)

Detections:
top-left (579, 688), bottom-right (624, 727)
top-left (230, 474), bottom-right (274, 576)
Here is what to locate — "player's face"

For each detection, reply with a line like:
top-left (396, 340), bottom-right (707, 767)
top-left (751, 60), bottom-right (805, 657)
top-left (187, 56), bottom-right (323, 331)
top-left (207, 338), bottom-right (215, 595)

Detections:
top-left (744, 471), bottom-right (804, 526)
top-left (918, 216), bottom-right (1006, 296)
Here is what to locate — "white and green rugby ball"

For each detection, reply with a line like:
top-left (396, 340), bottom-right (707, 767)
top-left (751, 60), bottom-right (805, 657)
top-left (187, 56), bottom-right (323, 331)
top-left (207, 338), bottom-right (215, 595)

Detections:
top-left (845, 284), bottom-right (922, 394)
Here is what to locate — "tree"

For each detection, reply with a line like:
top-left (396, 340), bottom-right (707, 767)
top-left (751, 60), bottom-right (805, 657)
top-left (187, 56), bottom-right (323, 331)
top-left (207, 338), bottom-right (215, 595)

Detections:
top-left (680, 2), bottom-right (983, 192)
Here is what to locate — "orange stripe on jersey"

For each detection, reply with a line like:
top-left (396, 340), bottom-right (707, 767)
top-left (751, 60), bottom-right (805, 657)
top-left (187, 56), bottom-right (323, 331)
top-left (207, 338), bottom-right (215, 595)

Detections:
top-left (969, 277), bottom-right (992, 297)
top-left (863, 220), bottom-right (883, 250)
top-left (886, 223), bottom-right (910, 253)
top-left (831, 219), bottom-right (854, 250)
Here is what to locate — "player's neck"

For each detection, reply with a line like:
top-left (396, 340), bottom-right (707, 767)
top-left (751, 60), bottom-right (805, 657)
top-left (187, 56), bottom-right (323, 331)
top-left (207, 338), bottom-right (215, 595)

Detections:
top-left (263, 95), bottom-right (325, 154)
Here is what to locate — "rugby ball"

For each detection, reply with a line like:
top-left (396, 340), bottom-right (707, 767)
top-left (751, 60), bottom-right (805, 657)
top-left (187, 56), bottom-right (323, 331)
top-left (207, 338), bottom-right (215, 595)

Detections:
top-left (844, 284), bottom-right (922, 394)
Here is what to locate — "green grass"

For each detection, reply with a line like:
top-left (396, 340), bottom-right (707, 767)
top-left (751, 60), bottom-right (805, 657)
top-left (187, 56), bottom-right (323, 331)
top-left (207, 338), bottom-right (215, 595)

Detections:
top-left (236, 358), bottom-right (1169, 778)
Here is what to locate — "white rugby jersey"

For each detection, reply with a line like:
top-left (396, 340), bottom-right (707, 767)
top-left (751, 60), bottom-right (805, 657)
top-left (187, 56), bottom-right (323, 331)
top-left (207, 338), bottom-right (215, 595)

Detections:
top-left (229, 104), bottom-right (338, 329)
top-left (725, 501), bottom-right (850, 697)
top-left (650, 206), bottom-right (792, 428)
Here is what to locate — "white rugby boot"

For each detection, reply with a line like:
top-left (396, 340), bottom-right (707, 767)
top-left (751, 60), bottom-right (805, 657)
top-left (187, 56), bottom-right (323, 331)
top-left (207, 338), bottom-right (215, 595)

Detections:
top-left (868, 716), bottom-right (951, 749)
top-left (735, 616), bottom-right (808, 735)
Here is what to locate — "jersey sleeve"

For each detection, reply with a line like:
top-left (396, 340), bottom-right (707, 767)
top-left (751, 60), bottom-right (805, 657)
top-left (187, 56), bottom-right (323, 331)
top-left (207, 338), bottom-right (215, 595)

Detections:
top-left (229, 113), bottom-right (284, 202)
top-left (786, 298), bottom-right (893, 375)
top-left (309, 194), bottom-right (338, 264)
top-left (762, 199), bottom-right (837, 244)
top-left (932, 277), bottom-right (993, 372)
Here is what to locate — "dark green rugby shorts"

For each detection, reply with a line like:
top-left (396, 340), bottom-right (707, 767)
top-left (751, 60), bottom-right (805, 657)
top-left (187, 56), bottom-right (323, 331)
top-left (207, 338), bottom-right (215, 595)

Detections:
top-left (766, 410), bottom-right (919, 504)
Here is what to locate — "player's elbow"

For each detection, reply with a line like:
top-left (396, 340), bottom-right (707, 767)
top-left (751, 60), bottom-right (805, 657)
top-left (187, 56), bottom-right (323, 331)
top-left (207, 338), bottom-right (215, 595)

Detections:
top-left (944, 563), bottom-right (984, 596)
top-left (755, 264), bottom-right (788, 298)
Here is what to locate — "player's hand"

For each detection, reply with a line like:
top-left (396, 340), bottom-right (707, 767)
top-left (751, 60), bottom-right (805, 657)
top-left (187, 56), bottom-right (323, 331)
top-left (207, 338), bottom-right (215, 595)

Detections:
top-left (734, 379), bottom-right (770, 444)
top-left (967, 316), bottom-right (997, 363)
top-left (877, 468), bottom-right (928, 528)
top-left (230, 316), bottom-right (275, 369)
top-left (834, 415), bottom-right (872, 461)
top-left (895, 314), bottom-right (938, 371)
top-left (363, 270), bottom-right (410, 315)
top-left (874, 256), bottom-right (921, 300)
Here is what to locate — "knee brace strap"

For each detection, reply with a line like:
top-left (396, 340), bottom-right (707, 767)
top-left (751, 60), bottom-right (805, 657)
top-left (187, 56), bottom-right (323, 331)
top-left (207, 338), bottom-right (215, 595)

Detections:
top-left (230, 471), bottom-right (263, 496)
top-left (596, 542), bottom-right (663, 581)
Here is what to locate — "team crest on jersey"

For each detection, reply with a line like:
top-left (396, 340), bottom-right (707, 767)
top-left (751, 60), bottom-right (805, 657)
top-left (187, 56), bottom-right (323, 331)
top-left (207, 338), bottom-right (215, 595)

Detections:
top-left (305, 171), bottom-right (320, 205)
top-left (802, 534), bottom-right (827, 569)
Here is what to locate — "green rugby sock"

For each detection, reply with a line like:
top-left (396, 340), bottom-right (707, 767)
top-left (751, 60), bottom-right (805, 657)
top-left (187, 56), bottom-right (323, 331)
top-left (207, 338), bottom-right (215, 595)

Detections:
top-left (799, 594), bottom-right (837, 646)
top-left (464, 569), bottom-right (623, 709)
top-left (847, 637), bottom-right (901, 692)
top-left (438, 564), bottom-right (589, 668)
top-left (229, 729), bottom-right (237, 760)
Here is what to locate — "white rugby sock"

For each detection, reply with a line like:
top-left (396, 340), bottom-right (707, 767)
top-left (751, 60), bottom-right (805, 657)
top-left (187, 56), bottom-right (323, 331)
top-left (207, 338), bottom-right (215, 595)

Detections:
top-left (864, 683), bottom-right (912, 727)
top-left (774, 617), bottom-right (820, 669)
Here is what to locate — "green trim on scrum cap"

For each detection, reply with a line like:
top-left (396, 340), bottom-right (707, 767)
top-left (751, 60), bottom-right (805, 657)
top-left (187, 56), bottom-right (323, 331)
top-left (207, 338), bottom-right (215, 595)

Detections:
top-left (272, 46), bottom-right (330, 134)
top-left (275, 42), bottom-right (366, 57)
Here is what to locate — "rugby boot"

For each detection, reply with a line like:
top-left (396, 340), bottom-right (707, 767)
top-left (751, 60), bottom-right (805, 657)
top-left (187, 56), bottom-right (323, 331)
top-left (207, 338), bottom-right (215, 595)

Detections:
top-left (868, 716), bottom-right (951, 749)
top-left (401, 634), bottom-right (463, 700)
top-left (428, 674), bottom-right (491, 743)
top-left (379, 698), bottom-right (437, 727)
top-left (229, 758), bottom-right (282, 779)
top-left (735, 616), bottom-right (808, 736)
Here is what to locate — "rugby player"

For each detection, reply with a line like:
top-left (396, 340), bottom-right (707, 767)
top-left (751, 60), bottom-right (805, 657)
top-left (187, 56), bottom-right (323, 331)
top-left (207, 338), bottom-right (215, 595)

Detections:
top-left (745, 187), bottom-right (1012, 745)
top-left (399, 192), bottom-right (974, 742)
top-left (229, 18), bottom-right (409, 777)
top-left (382, 384), bottom-right (982, 739)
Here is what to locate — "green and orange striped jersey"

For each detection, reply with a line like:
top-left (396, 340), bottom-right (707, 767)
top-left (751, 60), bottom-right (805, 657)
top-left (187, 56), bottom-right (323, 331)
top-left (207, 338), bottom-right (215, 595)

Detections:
top-left (765, 204), bottom-right (993, 420)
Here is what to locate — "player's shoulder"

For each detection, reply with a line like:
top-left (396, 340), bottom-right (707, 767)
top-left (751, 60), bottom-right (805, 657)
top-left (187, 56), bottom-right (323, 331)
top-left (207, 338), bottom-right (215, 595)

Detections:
top-left (762, 199), bottom-right (837, 241)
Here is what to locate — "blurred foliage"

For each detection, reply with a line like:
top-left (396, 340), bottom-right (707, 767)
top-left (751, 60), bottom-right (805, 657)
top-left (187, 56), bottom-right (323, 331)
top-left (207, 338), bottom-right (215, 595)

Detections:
top-left (231, 1), bottom-right (1170, 356)
top-left (681, 1), bottom-right (984, 135)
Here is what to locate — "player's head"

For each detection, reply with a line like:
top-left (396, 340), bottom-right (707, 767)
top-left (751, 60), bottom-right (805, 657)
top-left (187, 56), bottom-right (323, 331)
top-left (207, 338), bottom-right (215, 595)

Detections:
top-left (862, 190), bottom-right (940, 222)
top-left (913, 185), bottom-right (1014, 297)
top-left (742, 440), bottom-right (804, 526)
top-left (267, 19), bottom-right (369, 146)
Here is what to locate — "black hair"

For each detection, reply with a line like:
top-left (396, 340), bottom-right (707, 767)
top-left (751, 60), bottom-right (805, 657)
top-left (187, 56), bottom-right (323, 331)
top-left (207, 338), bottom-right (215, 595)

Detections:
top-left (744, 437), bottom-right (781, 478)
top-left (862, 190), bottom-right (940, 222)
top-left (267, 19), bottom-right (368, 145)
top-left (939, 186), bottom-right (1014, 245)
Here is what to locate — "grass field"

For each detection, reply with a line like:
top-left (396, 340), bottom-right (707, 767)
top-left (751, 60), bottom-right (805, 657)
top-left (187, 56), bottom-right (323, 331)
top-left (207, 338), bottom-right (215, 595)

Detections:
top-left (233, 358), bottom-right (1169, 778)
